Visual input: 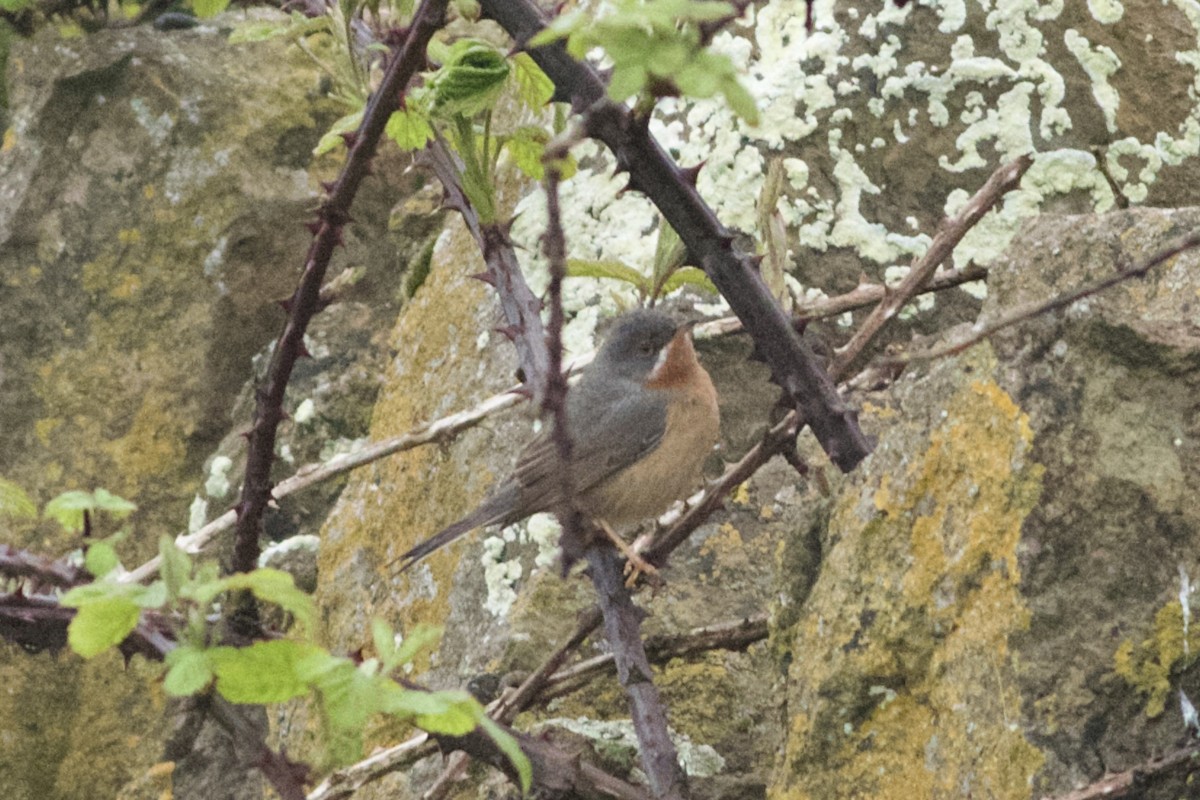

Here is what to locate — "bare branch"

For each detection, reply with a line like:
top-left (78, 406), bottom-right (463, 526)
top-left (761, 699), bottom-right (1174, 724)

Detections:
top-left (1040, 742), bottom-right (1200, 800)
top-left (0, 544), bottom-right (88, 589)
top-left (831, 153), bottom-right (1033, 376)
top-left (885, 230), bottom-right (1200, 366)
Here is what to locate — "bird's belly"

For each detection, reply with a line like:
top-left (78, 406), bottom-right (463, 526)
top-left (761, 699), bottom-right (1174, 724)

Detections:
top-left (580, 393), bottom-right (719, 527)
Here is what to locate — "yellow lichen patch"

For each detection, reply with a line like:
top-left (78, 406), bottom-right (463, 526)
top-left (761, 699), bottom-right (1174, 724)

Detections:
top-left (105, 391), bottom-right (192, 497)
top-left (775, 351), bottom-right (1045, 799)
top-left (1113, 599), bottom-right (1200, 717)
top-left (2, 127), bottom-right (15, 153)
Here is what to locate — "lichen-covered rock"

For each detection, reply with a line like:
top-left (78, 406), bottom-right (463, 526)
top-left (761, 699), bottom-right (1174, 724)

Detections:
top-left (771, 207), bottom-right (1200, 798)
top-left (0, 14), bottom-right (433, 799)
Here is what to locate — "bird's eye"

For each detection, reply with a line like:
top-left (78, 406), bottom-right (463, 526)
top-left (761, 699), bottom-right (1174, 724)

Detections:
top-left (639, 342), bottom-right (656, 354)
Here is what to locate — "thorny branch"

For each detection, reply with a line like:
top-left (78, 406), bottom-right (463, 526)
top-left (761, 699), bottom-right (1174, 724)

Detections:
top-left (424, 136), bottom-right (550, 392)
top-left (230, 0), bottom-right (451, 576)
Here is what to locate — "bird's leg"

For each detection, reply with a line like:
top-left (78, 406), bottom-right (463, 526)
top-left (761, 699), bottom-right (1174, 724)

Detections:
top-left (596, 519), bottom-right (659, 588)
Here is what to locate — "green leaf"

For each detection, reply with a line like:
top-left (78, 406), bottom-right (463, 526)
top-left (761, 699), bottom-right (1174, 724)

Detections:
top-left (606, 62), bottom-right (648, 102)
top-left (430, 41), bottom-right (510, 117)
top-left (68, 596), bottom-right (140, 658)
top-left (192, 569), bottom-right (315, 631)
top-left (651, 219), bottom-right (687, 289)
top-left (164, 644), bottom-right (213, 696)
top-left (527, 8), bottom-right (585, 47)
top-left (209, 640), bottom-right (319, 703)
top-left (511, 53), bottom-right (554, 110)
top-left (130, 581), bottom-right (169, 609)
top-left (371, 618), bottom-right (397, 665)
top-left (159, 535), bottom-right (191, 602)
top-left (390, 623), bottom-right (442, 670)
top-left (565, 259), bottom-right (649, 294)
top-left (44, 491), bottom-right (96, 534)
top-left (191, 0), bottom-right (231, 19)
top-left (720, 76), bottom-right (759, 125)
top-left (381, 688), bottom-right (480, 735)
top-left (480, 716), bottom-right (532, 794)
top-left (314, 110), bottom-right (363, 156)
top-left (44, 489), bottom-right (136, 533)
top-left (385, 107), bottom-right (433, 152)
top-left (659, 266), bottom-right (718, 296)
top-left (93, 488), bottom-right (137, 518)
top-left (84, 541), bottom-right (120, 579)
top-left (504, 126), bottom-right (548, 180)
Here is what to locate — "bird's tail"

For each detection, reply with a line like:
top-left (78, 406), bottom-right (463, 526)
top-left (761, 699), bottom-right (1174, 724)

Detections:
top-left (391, 484), bottom-right (519, 571)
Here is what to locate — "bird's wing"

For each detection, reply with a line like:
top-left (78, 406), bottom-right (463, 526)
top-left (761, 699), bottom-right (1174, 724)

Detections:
top-left (509, 380), bottom-right (668, 513)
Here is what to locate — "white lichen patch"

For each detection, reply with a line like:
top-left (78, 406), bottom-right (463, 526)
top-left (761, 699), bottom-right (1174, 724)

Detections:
top-left (505, 0), bottom-right (1199, 325)
top-left (1063, 29), bottom-right (1122, 133)
top-left (482, 535), bottom-right (522, 617)
top-left (205, 455), bottom-right (233, 498)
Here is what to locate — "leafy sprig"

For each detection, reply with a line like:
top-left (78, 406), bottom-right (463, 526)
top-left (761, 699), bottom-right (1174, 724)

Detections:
top-left (531, 0), bottom-right (759, 124)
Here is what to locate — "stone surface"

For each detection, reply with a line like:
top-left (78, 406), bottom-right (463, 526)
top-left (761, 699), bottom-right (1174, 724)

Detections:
top-left (0, 14), bottom-right (436, 799)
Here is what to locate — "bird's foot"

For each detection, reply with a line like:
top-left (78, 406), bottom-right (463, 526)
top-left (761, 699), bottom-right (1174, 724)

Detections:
top-left (596, 520), bottom-right (660, 588)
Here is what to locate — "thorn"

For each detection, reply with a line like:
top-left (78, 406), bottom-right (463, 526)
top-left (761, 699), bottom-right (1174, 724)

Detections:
top-left (277, 297), bottom-right (293, 313)
top-left (239, 428), bottom-right (253, 441)
top-left (746, 253), bottom-right (765, 271)
top-left (305, 220), bottom-right (322, 236)
top-left (340, 131), bottom-right (358, 148)
top-left (469, 271), bottom-right (496, 286)
top-left (679, 160), bottom-right (705, 186)
top-left (296, 341), bottom-right (312, 359)
top-left (320, 180), bottom-right (336, 194)
top-left (495, 324), bottom-right (521, 342)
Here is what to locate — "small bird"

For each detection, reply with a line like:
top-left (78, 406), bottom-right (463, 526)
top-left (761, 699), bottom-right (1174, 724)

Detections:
top-left (395, 309), bottom-right (720, 572)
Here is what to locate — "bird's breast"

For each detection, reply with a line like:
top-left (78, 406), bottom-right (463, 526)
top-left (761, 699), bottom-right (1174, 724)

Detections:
top-left (581, 373), bottom-right (720, 526)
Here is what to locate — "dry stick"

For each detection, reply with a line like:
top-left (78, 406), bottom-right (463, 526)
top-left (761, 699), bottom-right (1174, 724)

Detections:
top-left (479, 0), bottom-right (871, 474)
top-left (1041, 742), bottom-right (1200, 800)
top-left (883, 230), bottom-right (1200, 366)
top-left (230, 0), bottom-right (451, 576)
top-left (538, 614), bottom-right (768, 702)
top-left (831, 153), bottom-right (1033, 377)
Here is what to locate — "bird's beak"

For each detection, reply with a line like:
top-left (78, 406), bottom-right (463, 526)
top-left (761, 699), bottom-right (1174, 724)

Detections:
top-left (674, 320), bottom-right (698, 340)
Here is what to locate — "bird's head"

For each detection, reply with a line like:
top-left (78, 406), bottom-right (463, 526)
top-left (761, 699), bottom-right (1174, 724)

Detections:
top-left (595, 309), bottom-right (699, 387)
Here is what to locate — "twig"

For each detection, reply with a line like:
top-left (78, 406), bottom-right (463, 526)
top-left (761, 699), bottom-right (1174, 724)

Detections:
top-left (1040, 742), bottom-right (1200, 800)
top-left (538, 614), bottom-right (767, 701)
top-left (795, 262), bottom-right (988, 321)
top-left (231, 0), bottom-right (451, 575)
top-left (306, 735), bottom-right (435, 800)
top-left (479, 0), bottom-right (872, 474)
top-left (831, 153), bottom-right (1033, 376)
top-left (438, 724), bottom-right (654, 800)
top-left (884, 230), bottom-right (1200, 366)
